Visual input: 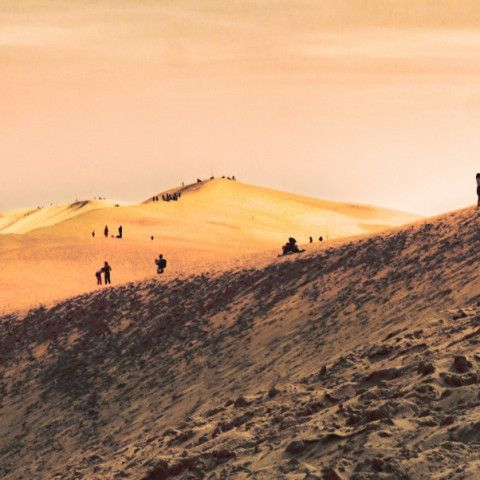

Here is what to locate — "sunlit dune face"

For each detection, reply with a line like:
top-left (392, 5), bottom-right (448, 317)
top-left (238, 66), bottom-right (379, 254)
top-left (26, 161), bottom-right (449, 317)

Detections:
top-left (0, 179), bottom-right (421, 313)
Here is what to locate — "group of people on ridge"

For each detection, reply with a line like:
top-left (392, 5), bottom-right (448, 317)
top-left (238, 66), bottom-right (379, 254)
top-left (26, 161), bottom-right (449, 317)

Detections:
top-left (152, 193), bottom-right (181, 202)
top-left (92, 225), bottom-right (122, 238)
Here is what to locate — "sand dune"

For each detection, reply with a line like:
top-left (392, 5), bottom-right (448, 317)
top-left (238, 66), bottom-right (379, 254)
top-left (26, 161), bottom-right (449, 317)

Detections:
top-left (0, 199), bottom-right (130, 235)
top-left (0, 179), bottom-right (420, 314)
top-left (1, 202), bottom-right (479, 479)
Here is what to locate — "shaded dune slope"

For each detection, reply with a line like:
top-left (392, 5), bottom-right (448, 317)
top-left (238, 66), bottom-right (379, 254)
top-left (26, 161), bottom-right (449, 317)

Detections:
top-left (1, 207), bottom-right (480, 479)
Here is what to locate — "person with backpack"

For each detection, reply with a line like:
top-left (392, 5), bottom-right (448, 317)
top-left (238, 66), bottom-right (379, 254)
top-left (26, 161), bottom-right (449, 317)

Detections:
top-left (155, 254), bottom-right (167, 274)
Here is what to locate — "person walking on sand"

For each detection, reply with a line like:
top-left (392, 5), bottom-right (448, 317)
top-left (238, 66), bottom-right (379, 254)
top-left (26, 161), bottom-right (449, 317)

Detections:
top-left (95, 269), bottom-right (102, 285)
top-left (103, 261), bottom-right (112, 284)
top-left (476, 173), bottom-right (480, 207)
top-left (155, 254), bottom-right (167, 274)
top-left (117, 225), bottom-right (123, 238)
top-left (104, 225), bottom-right (109, 237)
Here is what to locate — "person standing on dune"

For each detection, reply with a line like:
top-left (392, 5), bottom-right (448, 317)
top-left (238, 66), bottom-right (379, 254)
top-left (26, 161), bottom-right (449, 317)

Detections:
top-left (155, 254), bottom-right (167, 274)
top-left (476, 173), bottom-right (480, 207)
top-left (103, 261), bottom-right (112, 284)
top-left (104, 225), bottom-right (109, 237)
top-left (95, 269), bottom-right (102, 285)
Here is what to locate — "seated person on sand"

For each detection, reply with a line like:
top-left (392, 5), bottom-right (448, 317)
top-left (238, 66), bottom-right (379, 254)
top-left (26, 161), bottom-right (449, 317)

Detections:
top-left (282, 237), bottom-right (300, 255)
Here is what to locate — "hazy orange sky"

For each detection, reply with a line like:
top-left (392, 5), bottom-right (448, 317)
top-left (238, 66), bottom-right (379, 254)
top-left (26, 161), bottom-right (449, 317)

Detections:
top-left (2, 0), bottom-right (480, 216)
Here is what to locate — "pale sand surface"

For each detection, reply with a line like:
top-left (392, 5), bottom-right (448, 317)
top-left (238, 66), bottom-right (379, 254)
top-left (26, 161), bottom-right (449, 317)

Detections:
top-left (1, 202), bottom-right (480, 479)
top-left (0, 179), bottom-right (420, 315)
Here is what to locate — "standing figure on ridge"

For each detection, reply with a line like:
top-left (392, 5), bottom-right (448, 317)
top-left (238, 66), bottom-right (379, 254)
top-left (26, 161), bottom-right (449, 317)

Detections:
top-left (476, 173), bottom-right (480, 207)
top-left (104, 225), bottom-right (109, 238)
top-left (155, 254), bottom-right (167, 274)
top-left (103, 261), bottom-right (112, 284)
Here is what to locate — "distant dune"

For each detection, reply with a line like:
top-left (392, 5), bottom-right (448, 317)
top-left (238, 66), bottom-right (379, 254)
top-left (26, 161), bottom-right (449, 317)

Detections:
top-left (0, 178), bottom-right (420, 314)
top-left (0, 199), bottom-right (132, 235)
top-left (1, 204), bottom-right (480, 479)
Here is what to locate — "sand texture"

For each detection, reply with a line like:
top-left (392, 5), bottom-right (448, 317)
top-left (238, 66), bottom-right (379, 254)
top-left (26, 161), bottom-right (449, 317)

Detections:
top-left (1, 191), bottom-right (480, 479)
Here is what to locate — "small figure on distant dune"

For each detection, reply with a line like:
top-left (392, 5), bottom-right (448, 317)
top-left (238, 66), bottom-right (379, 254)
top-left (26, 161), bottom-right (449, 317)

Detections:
top-left (309, 236), bottom-right (313, 243)
top-left (95, 269), bottom-right (102, 285)
top-left (476, 173), bottom-right (480, 207)
top-left (92, 230), bottom-right (95, 238)
top-left (103, 261), bottom-right (112, 284)
top-left (155, 254), bottom-right (167, 274)
top-left (104, 225), bottom-right (109, 238)
top-left (151, 235), bottom-right (154, 240)
top-left (117, 225), bottom-right (123, 238)
top-left (319, 236), bottom-right (323, 242)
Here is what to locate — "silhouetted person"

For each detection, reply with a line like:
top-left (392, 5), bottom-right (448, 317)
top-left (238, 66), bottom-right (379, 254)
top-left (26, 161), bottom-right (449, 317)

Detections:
top-left (92, 230), bottom-right (95, 238)
top-left (103, 261), bottom-right (112, 284)
top-left (95, 269), bottom-right (102, 285)
top-left (104, 225), bottom-right (109, 238)
top-left (282, 237), bottom-right (300, 255)
top-left (309, 236), bottom-right (313, 243)
top-left (319, 236), bottom-right (323, 242)
top-left (155, 254), bottom-right (167, 274)
top-left (117, 225), bottom-right (123, 238)
top-left (476, 173), bottom-right (480, 207)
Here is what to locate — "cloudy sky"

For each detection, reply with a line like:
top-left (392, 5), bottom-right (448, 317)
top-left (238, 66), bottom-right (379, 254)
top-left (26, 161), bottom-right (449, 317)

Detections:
top-left (2, 0), bottom-right (480, 216)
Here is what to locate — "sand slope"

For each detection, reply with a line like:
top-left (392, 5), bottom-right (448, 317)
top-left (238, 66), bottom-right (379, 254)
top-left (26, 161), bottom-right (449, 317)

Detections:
top-left (1, 205), bottom-right (480, 479)
top-left (0, 179), bottom-right (420, 314)
top-left (0, 199), bottom-right (130, 235)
